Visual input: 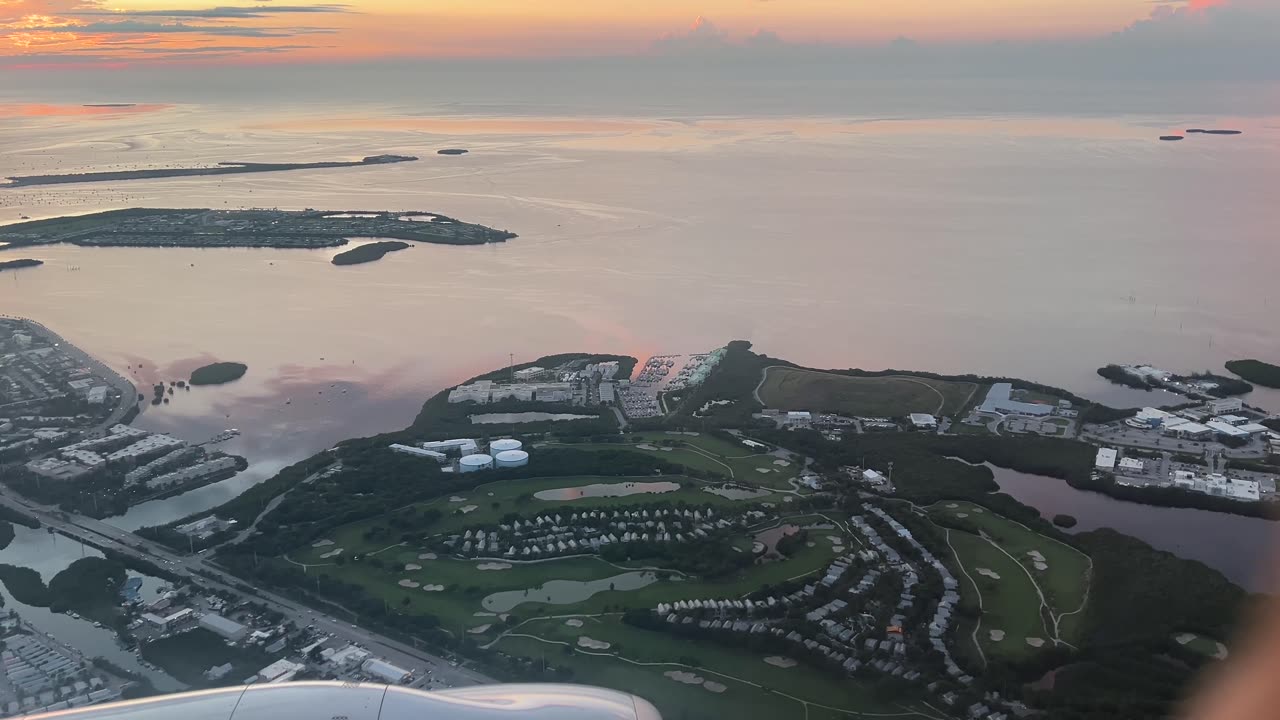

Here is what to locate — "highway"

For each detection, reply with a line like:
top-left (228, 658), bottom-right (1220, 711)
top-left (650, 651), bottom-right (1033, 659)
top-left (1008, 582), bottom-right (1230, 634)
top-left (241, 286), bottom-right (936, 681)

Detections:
top-left (0, 486), bottom-right (495, 691)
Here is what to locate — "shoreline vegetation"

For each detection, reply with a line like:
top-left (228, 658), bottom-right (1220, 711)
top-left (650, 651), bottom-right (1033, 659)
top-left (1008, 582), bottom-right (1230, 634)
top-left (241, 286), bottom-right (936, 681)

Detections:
top-left (1, 154), bottom-right (417, 189)
top-left (1096, 364), bottom-right (1253, 398)
top-left (332, 241), bottom-right (410, 266)
top-left (0, 258), bottom-right (42, 272)
top-left (0, 208), bottom-right (515, 250)
top-left (1225, 359), bottom-right (1280, 389)
top-left (189, 362), bottom-right (247, 386)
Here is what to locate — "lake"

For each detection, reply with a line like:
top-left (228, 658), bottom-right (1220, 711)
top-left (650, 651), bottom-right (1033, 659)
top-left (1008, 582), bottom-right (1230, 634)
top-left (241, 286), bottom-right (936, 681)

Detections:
top-left (534, 481), bottom-right (681, 501)
top-left (481, 571), bottom-right (658, 612)
top-left (988, 465), bottom-right (1276, 591)
top-left (1, 109), bottom-right (1278, 536)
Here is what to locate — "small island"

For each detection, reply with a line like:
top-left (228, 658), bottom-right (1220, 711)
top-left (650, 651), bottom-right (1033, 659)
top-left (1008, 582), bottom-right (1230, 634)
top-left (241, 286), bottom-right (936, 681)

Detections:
top-left (1225, 359), bottom-right (1280, 389)
top-left (1159, 135), bottom-right (1185, 142)
top-left (332, 241), bottom-right (410, 266)
top-left (0, 258), bottom-right (43, 272)
top-left (189, 362), bottom-right (248, 386)
top-left (1, 154), bottom-right (418, 189)
top-left (0, 208), bottom-right (516, 251)
top-left (1186, 129), bottom-right (1243, 135)
top-left (1098, 364), bottom-right (1252, 398)
top-left (437, 148), bottom-right (469, 155)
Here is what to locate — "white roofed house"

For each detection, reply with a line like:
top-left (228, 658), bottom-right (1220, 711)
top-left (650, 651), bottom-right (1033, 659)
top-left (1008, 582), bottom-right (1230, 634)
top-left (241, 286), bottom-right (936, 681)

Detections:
top-left (1094, 448), bottom-right (1117, 471)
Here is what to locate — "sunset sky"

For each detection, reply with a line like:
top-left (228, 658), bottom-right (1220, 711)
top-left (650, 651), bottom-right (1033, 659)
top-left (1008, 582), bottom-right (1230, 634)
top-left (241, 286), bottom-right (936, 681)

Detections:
top-left (0, 0), bottom-right (1266, 68)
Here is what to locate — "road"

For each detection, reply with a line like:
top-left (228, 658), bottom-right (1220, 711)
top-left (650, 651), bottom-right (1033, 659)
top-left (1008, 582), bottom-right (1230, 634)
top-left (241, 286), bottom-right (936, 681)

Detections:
top-left (0, 486), bottom-right (494, 691)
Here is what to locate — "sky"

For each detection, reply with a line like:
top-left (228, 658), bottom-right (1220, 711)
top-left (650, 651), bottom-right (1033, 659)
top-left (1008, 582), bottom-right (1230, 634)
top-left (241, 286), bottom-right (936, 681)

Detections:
top-left (0, 0), bottom-right (1272, 69)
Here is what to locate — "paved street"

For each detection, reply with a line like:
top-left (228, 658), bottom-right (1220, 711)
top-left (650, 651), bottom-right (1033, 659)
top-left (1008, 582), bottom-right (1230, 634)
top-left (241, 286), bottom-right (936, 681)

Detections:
top-left (0, 486), bottom-right (494, 691)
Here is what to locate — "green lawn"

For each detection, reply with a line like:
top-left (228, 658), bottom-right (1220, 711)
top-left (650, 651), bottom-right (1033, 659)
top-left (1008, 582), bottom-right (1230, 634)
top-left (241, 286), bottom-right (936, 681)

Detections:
top-left (292, 474), bottom-right (783, 565)
top-left (757, 367), bottom-right (979, 418)
top-left (557, 432), bottom-right (801, 490)
top-left (496, 616), bottom-right (919, 720)
top-left (284, 518), bottom-right (842, 632)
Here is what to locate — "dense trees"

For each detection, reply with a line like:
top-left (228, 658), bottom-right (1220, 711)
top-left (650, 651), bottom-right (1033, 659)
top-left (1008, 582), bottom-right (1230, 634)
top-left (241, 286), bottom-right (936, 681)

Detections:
top-left (1225, 359), bottom-right (1280, 389)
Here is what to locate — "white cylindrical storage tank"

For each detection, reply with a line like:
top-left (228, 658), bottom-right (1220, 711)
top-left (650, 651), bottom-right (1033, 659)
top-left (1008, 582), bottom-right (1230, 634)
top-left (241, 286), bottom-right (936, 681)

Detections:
top-left (494, 450), bottom-right (529, 469)
top-left (458, 453), bottom-right (494, 473)
top-left (489, 438), bottom-right (523, 454)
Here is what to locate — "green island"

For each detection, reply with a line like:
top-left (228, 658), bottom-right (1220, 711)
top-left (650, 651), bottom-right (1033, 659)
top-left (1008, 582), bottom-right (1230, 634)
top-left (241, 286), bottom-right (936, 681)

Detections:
top-left (136, 342), bottom-right (1253, 720)
top-left (0, 208), bottom-right (515, 251)
top-left (0, 258), bottom-right (43, 272)
top-left (189, 362), bottom-right (248, 386)
top-left (1097, 364), bottom-right (1253, 398)
top-left (332, 241), bottom-right (411, 266)
top-left (0, 154), bottom-right (417, 189)
top-left (1225, 359), bottom-right (1280, 389)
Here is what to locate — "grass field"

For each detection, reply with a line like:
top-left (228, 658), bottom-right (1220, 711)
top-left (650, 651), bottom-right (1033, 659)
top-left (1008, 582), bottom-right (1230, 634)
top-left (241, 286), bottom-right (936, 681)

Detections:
top-left (492, 615), bottom-right (926, 720)
top-left (757, 367), bottom-right (979, 418)
top-left (931, 501), bottom-right (1092, 659)
top-left (284, 511), bottom-right (844, 631)
top-left (556, 432), bottom-right (801, 490)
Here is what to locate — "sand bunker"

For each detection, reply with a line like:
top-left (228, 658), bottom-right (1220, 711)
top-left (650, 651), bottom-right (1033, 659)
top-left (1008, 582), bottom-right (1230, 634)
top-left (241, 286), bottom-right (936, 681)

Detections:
top-left (1033, 562), bottom-right (1049, 571)
top-left (477, 562), bottom-right (512, 570)
top-left (449, 496), bottom-right (466, 502)
top-left (773, 459), bottom-right (791, 467)
top-left (312, 539), bottom-right (334, 548)
top-left (976, 568), bottom-right (1001, 580)
top-left (665, 671), bottom-right (705, 685)
top-left (577, 636), bottom-right (611, 650)
top-left (989, 630), bottom-right (1006, 641)
top-left (973, 508), bottom-right (984, 513)
top-left (827, 536), bottom-right (841, 544)
top-left (755, 468), bottom-right (772, 474)
top-left (751, 542), bottom-right (765, 553)
top-left (398, 579), bottom-right (420, 588)
top-left (636, 444), bottom-right (658, 451)
top-left (1026, 637), bottom-right (1045, 648)
top-left (460, 505), bottom-right (478, 513)
top-left (565, 619), bottom-right (584, 628)
top-left (764, 656), bottom-right (797, 668)
top-left (955, 512), bottom-right (969, 518)
top-left (1176, 633), bottom-right (1197, 645)
top-left (405, 563), bottom-right (422, 571)
top-left (1027, 550), bottom-right (1046, 561)
top-left (945, 503), bottom-right (959, 509)
top-left (320, 548), bottom-right (344, 559)
top-left (469, 625), bottom-right (491, 634)
top-left (422, 585), bottom-right (445, 592)
top-left (418, 553), bottom-right (438, 560)
top-left (832, 545), bottom-right (845, 553)
top-left (703, 682), bottom-right (727, 694)
top-left (474, 612), bottom-right (496, 617)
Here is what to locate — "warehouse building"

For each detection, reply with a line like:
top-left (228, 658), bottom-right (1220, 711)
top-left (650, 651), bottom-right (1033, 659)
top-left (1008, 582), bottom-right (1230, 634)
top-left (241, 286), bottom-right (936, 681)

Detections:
top-left (361, 658), bottom-right (411, 684)
top-left (199, 613), bottom-right (248, 641)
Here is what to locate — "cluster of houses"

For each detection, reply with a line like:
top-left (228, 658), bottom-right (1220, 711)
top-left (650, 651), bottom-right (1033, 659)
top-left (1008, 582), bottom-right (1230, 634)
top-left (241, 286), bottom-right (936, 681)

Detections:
top-left (0, 625), bottom-right (119, 716)
top-left (647, 503), bottom-right (1005, 716)
top-left (860, 507), bottom-right (968, 683)
top-left (441, 506), bottom-right (750, 558)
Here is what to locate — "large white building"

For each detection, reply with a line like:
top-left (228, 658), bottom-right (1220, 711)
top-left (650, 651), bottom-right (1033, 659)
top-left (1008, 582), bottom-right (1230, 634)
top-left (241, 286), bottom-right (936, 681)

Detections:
top-left (258, 659), bottom-right (305, 684)
top-left (1209, 397), bottom-right (1244, 415)
top-left (447, 381), bottom-right (494, 404)
top-left (978, 383), bottom-right (1054, 417)
top-left (908, 413), bottom-right (937, 430)
top-left (389, 444), bottom-right (447, 461)
top-left (361, 658), bottom-right (411, 684)
top-left (420, 438), bottom-right (478, 455)
top-left (1094, 448), bottom-right (1117, 471)
top-left (199, 613), bottom-right (247, 641)
top-left (106, 434), bottom-right (185, 462)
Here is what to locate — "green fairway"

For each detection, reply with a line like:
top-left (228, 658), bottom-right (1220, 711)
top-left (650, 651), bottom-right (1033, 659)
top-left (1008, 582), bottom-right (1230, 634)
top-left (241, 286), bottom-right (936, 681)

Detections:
top-left (757, 367), bottom-right (979, 417)
top-left (555, 432), bottom-right (802, 490)
top-left (494, 616), bottom-right (926, 720)
top-left (944, 529), bottom-right (1047, 661)
top-left (291, 474), bottom-right (787, 565)
top-left (282, 515), bottom-right (843, 631)
top-left (931, 501), bottom-right (1091, 640)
